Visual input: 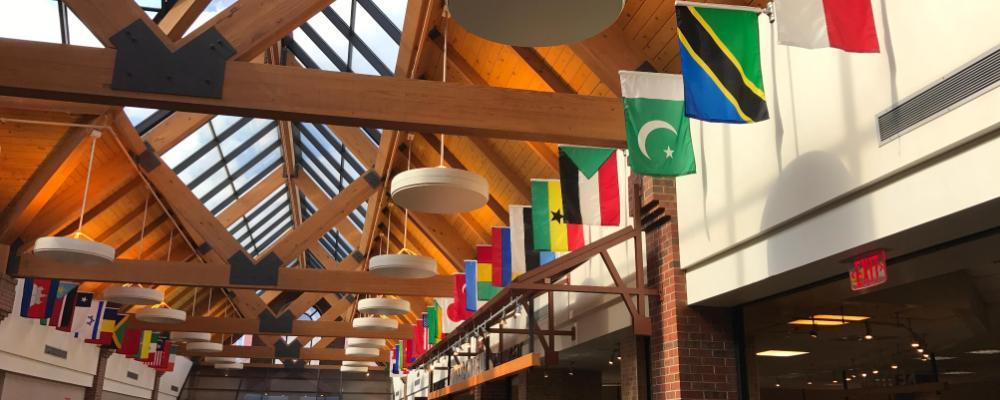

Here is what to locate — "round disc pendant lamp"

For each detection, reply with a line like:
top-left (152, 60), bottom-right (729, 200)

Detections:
top-left (34, 131), bottom-right (114, 264)
top-left (103, 286), bottom-right (163, 305)
top-left (357, 298), bottom-right (410, 315)
top-left (170, 331), bottom-right (212, 343)
top-left (136, 307), bottom-right (187, 324)
top-left (186, 341), bottom-right (223, 353)
top-left (449, 0), bottom-right (625, 47)
top-left (368, 253), bottom-right (436, 279)
top-left (343, 361), bottom-right (377, 367)
top-left (352, 317), bottom-right (400, 331)
top-left (345, 337), bottom-right (385, 349)
top-left (345, 347), bottom-right (381, 357)
top-left (340, 366), bottom-right (368, 373)
top-left (214, 363), bottom-right (243, 370)
top-left (204, 357), bottom-right (238, 364)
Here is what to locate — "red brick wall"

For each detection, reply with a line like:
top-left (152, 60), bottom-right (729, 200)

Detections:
top-left (0, 273), bottom-right (16, 322)
top-left (642, 176), bottom-right (739, 400)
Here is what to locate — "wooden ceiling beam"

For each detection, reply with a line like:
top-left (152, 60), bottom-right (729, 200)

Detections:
top-left (568, 24), bottom-right (651, 96)
top-left (0, 123), bottom-right (92, 243)
top-left (180, 345), bottom-right (388, 362)
top-left (127, 315), bottom-right (412, 339)
top-left (157, 0), bottom-right (212, 41)
top-left (216, 167), bottom-right (285, 227)
top-left (0, 39), bottom-right (625, 148)
top-left (63, 0), bottom-right (170, 47)
top-left (511, 46), bottom-right (576, 94)
top-left (143, 112), bottom-right (214, 154)
top-left (0, 96), bottom-right (112, 117)
top-left (295, 176), bottom-right (361, 246)
top-left (12, 254), bottom-right (453, 297)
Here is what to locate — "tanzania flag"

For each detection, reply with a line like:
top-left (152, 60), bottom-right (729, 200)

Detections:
top-left (559, 146), bottom-right (623, 226)
top-left (509, 205), bottom-right (539, 275)
top-left (676, 4), bottom-right (768, 123)
top-left (531, 180), bottom-right (585, 251)
top-left (620, 71), bottom-right (696, 176)
top-left (476, 246), bottom-right (500, 300)
top-left (20, 278), bottom-right (59, 319)
top-left (464, 260), bottom-right (478, 311)
top-left (491, 227), bottom-right (512, 286)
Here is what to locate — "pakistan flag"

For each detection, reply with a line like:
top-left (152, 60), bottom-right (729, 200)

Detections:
top-left (618, 71), bottom-right (695, 177)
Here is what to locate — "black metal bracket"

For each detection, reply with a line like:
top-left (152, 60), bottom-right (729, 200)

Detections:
top-left (259, 309), bottom-right (295, 333)
top-left (4, 240), bottom-right (21, 276)
top-left (282, 359), bottom-right (306, 369)
top-left (351, 251), bottom-right (364, 262)
top-left (110, 20), bottom-right (235, 98)
top-left (274, 340), bottom-right (302, 359)
top-left (361, 170), bottom-right (381, 188)
top-left (196, 242), bottom-right (212, 255)
top-left (228, 252), bottom-right (280, 286)
top-left (134, 141), bottom-right (162, 172)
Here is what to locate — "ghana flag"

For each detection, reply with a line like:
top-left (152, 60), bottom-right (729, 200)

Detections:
top-left (531, 180), bottom-right (585, 252)
top-left (676, 3), bottom-right (768, 123)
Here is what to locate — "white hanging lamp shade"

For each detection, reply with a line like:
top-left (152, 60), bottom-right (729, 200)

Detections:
top-left (343, 361), bottom-right (377, 367)
top-left (214, 363), bottom-right (244, 370)
top-left (170, 331), bottom-right (212, 343)
top-left (352, 317), bottom-right (400, 331)
top-left (204, 357), bottom-right (238, 364)
top-left (136, 307), bottom-right (187, 324)
top-left (357, 298), bottom-right (410, 315)
top-left (345, 347), bottom-right (381, 357)
top-left (449, 0), bottom-right (625, 47)
top-left (390, 167), bottom-right (488, 214)
top-left (345, 337), bottom-right (385, 349)
top-left (33, 236), bottom-right (115, 264)
top-left (369, 254), bottom-right (436, 279)
top-left (186, 341), bottom-right (223, 353)
top-left (340, 365), bottom-right (368, 373)
top-left (102, 286), bottom-right (163, 305)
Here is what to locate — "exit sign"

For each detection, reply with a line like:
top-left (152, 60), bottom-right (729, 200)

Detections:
top-left (850, 250), bottom-right (887, 291)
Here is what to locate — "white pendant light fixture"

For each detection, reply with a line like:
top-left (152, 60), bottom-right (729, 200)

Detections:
top-left (170, 331), bottom-right (212, 343)
top-left (214, 363), bottom-right (244, 370)
top-left (34, 130), bottom-right (114, 264)
top-left (204, 357), bottom-right (238, 364)
top-left (136, 307), bottom-right (187, 324)
top-left (357, 298), bottom-right (410, 315)
top-left (449, 0), bottom-right (625, 46)
top-left (186, 341), bottom-right (223, 353)
top-left (343, 361), bottom-right (377, 367)
top-left (345, 337), bottom-right (385, 349)
top-left (340, 366), bottom-right (368, 373)
top-left (389, 24), bottom-right (487, 215)
top-left (352, 317), bottom-right (400, 331)
top-left (181, 286), bottom-right (221, 352)
top-left (103, 286), bottom-right (163, 305)
top-left (369, 253), bottom-right (436, 279)
top-left (345, 347), bottom-right (381, 357)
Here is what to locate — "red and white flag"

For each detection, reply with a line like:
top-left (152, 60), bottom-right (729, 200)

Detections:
top-left (776, 0), bottom-right (880, 53)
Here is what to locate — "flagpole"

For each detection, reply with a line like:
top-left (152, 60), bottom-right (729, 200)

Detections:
top-left (674, 0), bottom-right (765, 14)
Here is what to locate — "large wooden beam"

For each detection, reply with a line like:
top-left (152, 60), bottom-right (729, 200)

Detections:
top-left (180, 345), bottom-right (388, 362)
top-left (0, 39), bottom-right (625, 147)
top-left (158, 0), bottom-right (212, 40)
top-left (127, 316), bottom-right (412, 339)
top-left (216, 167), bottom-right (285, 227)
top-left (63, 0), bottom-right (169, 46)
top-left (12, 254), bottom-right (453, 297)
top-left (568, 24), bottom-right (651, 96)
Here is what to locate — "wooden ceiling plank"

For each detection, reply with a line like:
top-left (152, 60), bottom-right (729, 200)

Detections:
top-left (0, 123), bottom-right (92, 243)
top-left (568, 24), bottom-right (651, 96)
top-left (13, 254), bottom-right (453, 297)
top-left (158, 0), bottom-right (212, 40)
top-left (63, 0), bottom-right (169, 47)
top-left (0, 39), bottom-right (626, 147)
top-left (295, 176), bottom-right (361, 246)
top-left (511, 47), bottom-right (575, 94)
top-left (144, 112), bottom-right (214, 154)
top-left (216, 167), bottom-right (285, 227)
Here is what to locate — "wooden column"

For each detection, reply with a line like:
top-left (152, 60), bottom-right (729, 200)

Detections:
top-left (151, 371), bottom-right (165, 400)
top-left (84, 348), bottom-right (114, 400)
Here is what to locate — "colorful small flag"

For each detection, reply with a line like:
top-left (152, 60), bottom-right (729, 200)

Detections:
top-left (87, 307), bottom-right (119, 345)
top-left (491, 227), bottom-right (512, 286)
top-left (775, 0), bottom-right (879, 53)
top-left (449, 274), bottom-right (473, 321)
top-left (540, 251), bottom-right (557, 266)
top-left (135, 330), bottom-right (154, 360)
top-left (72, 293), bottom-right (105, 341)
top-left (464, 260), bottom-right (478, 311)
top-left (20, 278), bottom-right (59, 319)
top-left (559, 146), bottom-right (623, 226)
top-left (676, 4), bottom-right (768, 123)
top-left (509, 205), bottom-right (538, 275)
top-left (475, 246), bottom-right (500, 300)
top-left (531, 179), bottom-right (585, 252)
top-left (427, 302), bottom-right (442, 345)
top-left (620, 71), bottom-right (696, 177)
top-left (391, 342), bottom-right (403, 376)
top-left (49, 282), bottom-right (80, 331)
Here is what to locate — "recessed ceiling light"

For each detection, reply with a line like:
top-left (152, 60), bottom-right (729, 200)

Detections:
top-left (756, 350), bottom-right (809, 357)
top-left (967, 349), bottom-right (1000, 355)
top-left (942, 371), bottom-right (975, 375)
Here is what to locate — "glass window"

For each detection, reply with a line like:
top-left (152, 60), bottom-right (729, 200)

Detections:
top-left (292, 27), bottom-right (341, 71)
top-left (163, 124), bottom-right (213, 168)
top-left (67, 9), bottom-right (101, 47)
top-left (0, 1), bottom-right (61, 43)
top-left (354, 5), bottom-right (398, 68)
top-left (372, 0), bottom-right (406, 30)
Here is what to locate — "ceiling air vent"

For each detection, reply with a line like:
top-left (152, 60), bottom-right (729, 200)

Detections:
top-left (877, 46), bottom-right (1000, 145)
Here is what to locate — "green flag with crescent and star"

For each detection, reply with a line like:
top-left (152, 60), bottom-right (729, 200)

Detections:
top-left (619, 71), bottom-right (696, 177)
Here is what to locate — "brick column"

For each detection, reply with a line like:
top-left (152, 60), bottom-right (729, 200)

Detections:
top-left (151, 371), bottom-right (165, 400)
top-left (642, 176), bottom-right (740, 400)
top-left (84, 348), bottom-right (114, 400)
top-left (620, 336), bottom-right (649, 400)
top-left (0, 273), bottom-right (15, 323)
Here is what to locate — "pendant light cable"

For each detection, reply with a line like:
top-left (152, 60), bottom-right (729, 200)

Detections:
top-left (137, 193), bottom-right (150, 260)
top-left (402, 138), bottom-right (413, 251)
top-left (76, 131), bottom-right (101, 236)
top-left (439, 4), bottom-right (450, 167)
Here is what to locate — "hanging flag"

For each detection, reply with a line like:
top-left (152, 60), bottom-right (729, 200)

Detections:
top-left (135, 330), bottom-right (154, 361)
top-left (448, 274), bottom-right (473, 321)
top-left (475, 246), bottom-right (500, 300)
top-left (463, 260), bottom-right (478, 311)
top-left (49, 282), bottom-right (80, 331)
top-left (531, 180), bottom-right (585, 252)
top-left (509, 205), bottom-right (539, 275)
top-left (559, 146), bottom-right (623, 226)
top-left (20, 278), bottom-right (59, 319)
top-left (676, 3), bottom-right (768, 123)
top-left (72, 294), bottom-right (105, 341)
top-left (427, 302), bottom-right (443, 345)
top-left (491, 227), bottom-right (512, 286)
top-left (775, 0), bottom-right (879, 53)
top-left (620, 71), bottom-right (697, 177)
top-left (391, 342), bottom-right (402, 376)
top-left (539, 251), bottom-right (557, 266)
top-left (87, 307), bottom-right (119, 345)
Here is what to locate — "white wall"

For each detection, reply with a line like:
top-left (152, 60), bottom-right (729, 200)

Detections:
top-left (2, 371), bottom-right (86, 400)
top-left (676, 0), bottom-right (1000, 304)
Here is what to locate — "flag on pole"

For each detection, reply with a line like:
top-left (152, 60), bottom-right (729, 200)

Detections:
top-left (463, 260), bottom-right (478, 311)
top-left (135, 330), bottom-right (154, 360)
top-left (620, 71), bottom-right (696, 177)
top-left (509, 205), bottom-right (538, 275)
top-left (20, 278), bottom-right (59, 319)
top-left (531, 179), bottom-right (585, 251)
top-left (448, 274), bottom-right (473, 321)
top-left (427, 302), bottom-right (443, 345)
top-left (49, 282), bottom-right (80, 331)
top-left (475, 246), bottom-right (500, 300)
top-left (72, 293), bottom-right (105, 340)
top-left (391, 342), bottom-right (403, 376)
top-left (540, 251), bottom-right (557, 265)
top-left (559, 146), bottom-right (623, 226)
top-left (676, 2), bottom-right (768, 123)
top-left (491, 227), bottom-right (512, 286)
top-left (87, 307), bottom-right (119, 345)
top-left (775, 0), bottom-right (879, 53)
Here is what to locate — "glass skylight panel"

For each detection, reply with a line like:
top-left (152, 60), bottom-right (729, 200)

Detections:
top-left (189, 167), bottom-right (227, 198)
top-left (125, 107), bottom-right (160, 126)
top-left (292, 27), bottom-right (343, 72)
top-left (67, 10), bottom-right (101, 47)
top-left (202, 183), bottom-right (236, 212)
top-left (369, 0), bottom-right (405, 34)
top-left (353, 5), bottom-right (398, 68)
top-left (305, 13), bottom-right (349, 59)
top-left (162, 124), bottom-right (213, 168)
top-left (231, 148), bottom-right (281, 191)
top-left (0, 1), bottom-right (61, 43)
